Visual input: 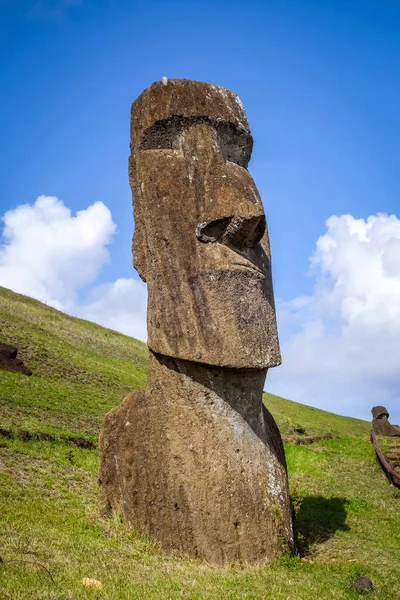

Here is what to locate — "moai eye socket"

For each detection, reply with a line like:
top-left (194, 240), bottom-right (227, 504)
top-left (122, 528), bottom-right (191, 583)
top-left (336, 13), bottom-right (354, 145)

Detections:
top-left (140, 117), bottom-right (187, 150)
top-left (140, 117), bottom-right (253, 169)
top-left (216, 122), bottom-right (253, 169)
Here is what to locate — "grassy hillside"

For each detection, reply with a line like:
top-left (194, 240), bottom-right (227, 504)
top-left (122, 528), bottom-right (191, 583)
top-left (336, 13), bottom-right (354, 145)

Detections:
top-left (0, 286), bottom-right (399, 599)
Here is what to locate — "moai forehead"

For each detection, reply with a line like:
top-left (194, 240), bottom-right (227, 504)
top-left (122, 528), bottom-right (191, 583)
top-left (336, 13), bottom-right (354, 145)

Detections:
top-left (130, 78), bottom-right (251, 145)
top-left (129, 79), bottom-right (281, 369)
top-left (372, 406), bottom-right (389, 420)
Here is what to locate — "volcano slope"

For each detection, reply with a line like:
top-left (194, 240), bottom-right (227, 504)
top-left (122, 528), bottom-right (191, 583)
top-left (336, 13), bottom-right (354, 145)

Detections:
top-left (0, 286), bottom-right (399, 600)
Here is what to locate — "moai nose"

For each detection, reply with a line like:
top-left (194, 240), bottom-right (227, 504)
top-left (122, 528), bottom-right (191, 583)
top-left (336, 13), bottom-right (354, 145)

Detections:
top-left (196, 213), bottom-right (266, 249)
top-left (222, 213), bottom-right (266, 249)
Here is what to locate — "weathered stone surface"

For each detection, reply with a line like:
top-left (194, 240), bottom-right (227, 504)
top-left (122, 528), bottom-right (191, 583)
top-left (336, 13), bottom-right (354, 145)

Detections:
top-left (99, 78), bottom-right (293, 564)
top-left (372, 406), bottom-right (399, 436)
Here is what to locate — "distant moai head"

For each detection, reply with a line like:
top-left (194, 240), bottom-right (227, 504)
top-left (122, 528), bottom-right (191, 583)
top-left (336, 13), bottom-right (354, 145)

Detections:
top-left (129, 79), bottom-right (281, 369)
top-left (372, 406), bottom-right (389, 420)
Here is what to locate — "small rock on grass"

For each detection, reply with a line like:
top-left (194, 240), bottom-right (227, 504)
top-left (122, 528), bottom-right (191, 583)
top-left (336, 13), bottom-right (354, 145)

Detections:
top-left (82, 577), bottom-right (103, 589)
top-left (349, 576), bottom-right (374, 592)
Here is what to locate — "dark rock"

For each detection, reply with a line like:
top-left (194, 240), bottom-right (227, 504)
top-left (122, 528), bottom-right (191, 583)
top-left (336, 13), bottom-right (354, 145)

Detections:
top-left (0, 427), bottom-right (96, 448)
top-left (0, 343), bottom-right (32, 376)
top-left (63, 436), bottom-right (96, 449)
top-left (350, 576), bottom-right (374, 591)
top-left (0, 342), bottom-right (18, 359)
top-left (36, 432), bottom-right (55, 442)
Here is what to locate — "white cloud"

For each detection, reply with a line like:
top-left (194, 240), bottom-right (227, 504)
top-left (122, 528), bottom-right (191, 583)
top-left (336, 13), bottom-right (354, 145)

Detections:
top-left (0, 196), bottom-right (116, 311)
top-left (269, 213), bottom-right (400, 424)
top-left (78, 277), bottom-right (147, 343)
top-left (0, 195), bottom-right (148, 342)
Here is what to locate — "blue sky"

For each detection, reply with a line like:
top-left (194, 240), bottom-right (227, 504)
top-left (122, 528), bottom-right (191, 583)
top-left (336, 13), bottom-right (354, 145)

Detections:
top-left (1, 0), bottom-right (400, 421)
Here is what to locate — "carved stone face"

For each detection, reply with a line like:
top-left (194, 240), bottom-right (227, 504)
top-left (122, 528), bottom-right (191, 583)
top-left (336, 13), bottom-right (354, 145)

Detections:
top-left (129, 79), bottom-right (281, 369)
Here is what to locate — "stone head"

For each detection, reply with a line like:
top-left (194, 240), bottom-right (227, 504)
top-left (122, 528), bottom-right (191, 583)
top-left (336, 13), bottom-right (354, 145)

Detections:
top-left (372, 406), bottom-right (389, 420)
top-left (129, 78), bottom-right (281, 369)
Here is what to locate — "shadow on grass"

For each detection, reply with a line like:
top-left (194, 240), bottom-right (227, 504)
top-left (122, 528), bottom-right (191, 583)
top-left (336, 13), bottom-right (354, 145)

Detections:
top-left (293, 495), bottom-right (350, 556)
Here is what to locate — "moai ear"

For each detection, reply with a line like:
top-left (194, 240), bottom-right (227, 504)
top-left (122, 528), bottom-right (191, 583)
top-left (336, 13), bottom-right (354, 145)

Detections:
top-left (131, 231), bottom-right (147, 282)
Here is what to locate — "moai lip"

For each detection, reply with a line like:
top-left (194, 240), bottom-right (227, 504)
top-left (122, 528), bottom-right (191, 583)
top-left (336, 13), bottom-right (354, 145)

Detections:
top-left (99, 79), bottom-right (293, 565)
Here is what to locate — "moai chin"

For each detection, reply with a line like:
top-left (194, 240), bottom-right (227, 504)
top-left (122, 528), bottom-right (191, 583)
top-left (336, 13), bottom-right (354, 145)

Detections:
top-left (99, 79), bottom-right (293, 565)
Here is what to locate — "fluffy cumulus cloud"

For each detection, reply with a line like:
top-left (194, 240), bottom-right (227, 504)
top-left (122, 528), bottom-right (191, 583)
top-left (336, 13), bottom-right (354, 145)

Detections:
top-left (268, 213), bottom-right (400, 423)
top-left (78, 277), bottom-right (147, 343)
top-left (0, 196), bottom-right (147, 341)
top-left (0, 196), bottom-right (116, 311)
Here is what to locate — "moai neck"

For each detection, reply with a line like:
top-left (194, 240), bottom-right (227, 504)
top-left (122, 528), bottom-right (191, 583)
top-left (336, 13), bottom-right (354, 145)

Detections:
top-left (147, 351), bottom-right (268, 437)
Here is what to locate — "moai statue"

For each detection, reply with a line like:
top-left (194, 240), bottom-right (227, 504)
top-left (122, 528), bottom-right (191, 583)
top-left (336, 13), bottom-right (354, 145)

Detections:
top-left (0, 342), bottom-right (32, 376)
top-left (372, 406), bottom-right (399, 436)
top-left (99, 79), bottom-right (293, 565)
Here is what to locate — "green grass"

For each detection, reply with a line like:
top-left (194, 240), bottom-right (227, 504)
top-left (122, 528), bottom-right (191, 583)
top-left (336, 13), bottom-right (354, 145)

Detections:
top-left (0, 286), bottom-right (399, 599)
top-left (265, 394), bottom-right (371, 439)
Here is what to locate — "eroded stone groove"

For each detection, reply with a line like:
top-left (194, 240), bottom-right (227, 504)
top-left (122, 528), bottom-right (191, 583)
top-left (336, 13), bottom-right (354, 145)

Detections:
top-left (99, 78), bottom-right (293, 564)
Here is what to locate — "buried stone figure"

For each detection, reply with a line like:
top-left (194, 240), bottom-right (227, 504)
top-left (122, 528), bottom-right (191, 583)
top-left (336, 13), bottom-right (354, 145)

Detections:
top-left (99, 79), bottom-right (293, 564)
